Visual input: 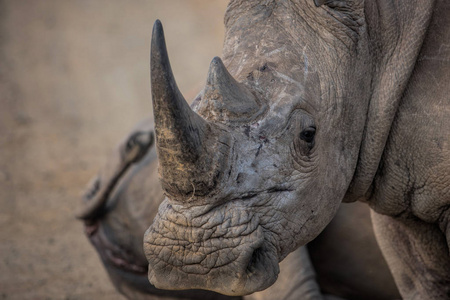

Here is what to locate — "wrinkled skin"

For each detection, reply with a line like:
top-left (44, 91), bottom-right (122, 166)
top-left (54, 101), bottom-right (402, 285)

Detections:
top-left (144, 0), bottom-right (450, 298)
top-left (79, 120), bottom-right (399, 299)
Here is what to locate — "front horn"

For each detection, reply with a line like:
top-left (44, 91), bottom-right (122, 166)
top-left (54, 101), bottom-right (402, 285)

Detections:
top-left (150, 20), bottom-right (230, 201)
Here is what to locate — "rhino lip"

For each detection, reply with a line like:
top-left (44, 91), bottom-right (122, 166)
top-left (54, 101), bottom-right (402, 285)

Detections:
top-left (144, 200), bottom-right (280, 295)
top-left (85, 221), bottom-right (147, 275)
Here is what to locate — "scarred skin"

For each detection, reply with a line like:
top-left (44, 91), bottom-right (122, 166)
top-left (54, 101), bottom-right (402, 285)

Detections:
top-left (78, 120), bottom-right (399, 300)
top-left (143, 0), bottom-right (450, 298)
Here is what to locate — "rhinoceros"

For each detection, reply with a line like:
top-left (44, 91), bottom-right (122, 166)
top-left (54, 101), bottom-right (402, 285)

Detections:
top-left (143, 0), bottom-right (450, 298)
top-left (77, 120), bottom-right (399, 299)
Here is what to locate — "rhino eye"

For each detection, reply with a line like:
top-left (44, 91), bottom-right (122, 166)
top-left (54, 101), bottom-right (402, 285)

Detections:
top-left (300, 127), bottom-right (316, 143)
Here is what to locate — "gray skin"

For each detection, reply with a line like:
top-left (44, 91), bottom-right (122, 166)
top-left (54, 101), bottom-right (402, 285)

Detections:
top-left (78, 119), bottom-right (399, 300)
top-left (144, 0), bottom-right (450, 298)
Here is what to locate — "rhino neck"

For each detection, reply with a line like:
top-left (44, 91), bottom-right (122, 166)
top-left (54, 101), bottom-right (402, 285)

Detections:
top-left (345, 0), bottom-right (436, 202)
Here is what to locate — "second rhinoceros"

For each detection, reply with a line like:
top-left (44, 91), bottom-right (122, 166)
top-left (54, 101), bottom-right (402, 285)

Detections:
top-left (144, 0), bottom-right (450, 298)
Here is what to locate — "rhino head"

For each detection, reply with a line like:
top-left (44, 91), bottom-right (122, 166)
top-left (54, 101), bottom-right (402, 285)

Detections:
top-left (145, 0), bottom-right (438, 295)
top-left (144, 1), bottom-right (373, 294)
top-left (144, 1), bottom-right (374, 295)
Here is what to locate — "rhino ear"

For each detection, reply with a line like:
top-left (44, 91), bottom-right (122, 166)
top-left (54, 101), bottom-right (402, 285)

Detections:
top-left (313, 0), bottom-right (326, 7)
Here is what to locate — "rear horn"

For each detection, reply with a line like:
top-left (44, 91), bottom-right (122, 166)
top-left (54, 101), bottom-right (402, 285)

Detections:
top-left (201, 57), bottom-right (261, 122)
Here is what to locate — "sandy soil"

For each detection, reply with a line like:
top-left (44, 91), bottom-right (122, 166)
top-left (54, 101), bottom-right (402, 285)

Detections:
top-left (0, 1), bottom-right (229, 299)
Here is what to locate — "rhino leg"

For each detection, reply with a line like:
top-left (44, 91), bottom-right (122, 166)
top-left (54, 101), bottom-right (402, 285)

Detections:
top-left (371, 210), bottom-right (450, 299)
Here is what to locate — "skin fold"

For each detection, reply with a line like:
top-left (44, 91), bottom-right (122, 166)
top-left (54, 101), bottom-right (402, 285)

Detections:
top-left (78, 120), bottom-right (399, 299)
top-left (143, 0), bottom-right (450, 298)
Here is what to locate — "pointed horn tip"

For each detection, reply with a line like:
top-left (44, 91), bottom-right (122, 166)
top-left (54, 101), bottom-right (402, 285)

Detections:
top-left (209, 56), bottom-right (226, 72)
top-left (153, 19), bottom-right (162, 32)
top-left (152, 19), bottom-right (165, 45)
top-left (207, 56), bottom-right (228, 85)
top-left (210, 56), bottom-right (222, 66)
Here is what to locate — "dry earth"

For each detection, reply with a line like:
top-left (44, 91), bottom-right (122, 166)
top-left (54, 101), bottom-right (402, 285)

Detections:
top-left (0, 1), bottom-right (229, 299)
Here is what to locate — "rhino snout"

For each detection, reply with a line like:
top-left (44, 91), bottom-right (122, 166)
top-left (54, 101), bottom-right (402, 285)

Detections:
top-left (144, 199), bottom-right (280, 296)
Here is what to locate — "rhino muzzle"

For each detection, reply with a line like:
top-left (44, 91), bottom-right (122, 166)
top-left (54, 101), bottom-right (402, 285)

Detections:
top-left (144, 200), bottom-right (279, 296)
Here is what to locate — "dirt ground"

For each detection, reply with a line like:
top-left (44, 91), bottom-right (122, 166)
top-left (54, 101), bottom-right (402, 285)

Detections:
top-left (0, 1), bottom-right (229, 299)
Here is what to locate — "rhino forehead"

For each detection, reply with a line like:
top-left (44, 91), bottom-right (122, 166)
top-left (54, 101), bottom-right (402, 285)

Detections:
top-left (223, 1), bottom-right (364, 71)
top-left (220, 23), bottom-right (353, 132)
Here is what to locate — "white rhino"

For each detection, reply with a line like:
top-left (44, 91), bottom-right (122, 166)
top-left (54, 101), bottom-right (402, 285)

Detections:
top-left (144, 0), bottom-right (450, 298)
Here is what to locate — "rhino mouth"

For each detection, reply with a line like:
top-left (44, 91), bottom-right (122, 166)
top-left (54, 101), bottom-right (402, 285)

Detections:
top-left (144, 199), bottom-right (280, 296)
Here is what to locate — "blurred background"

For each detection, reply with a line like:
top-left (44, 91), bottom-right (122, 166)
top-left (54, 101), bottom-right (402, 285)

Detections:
top-left (0, 1), bottom-right (229, 299)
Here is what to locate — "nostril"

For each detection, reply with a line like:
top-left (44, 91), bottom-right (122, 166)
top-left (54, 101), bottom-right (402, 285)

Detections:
top-left (247, 246), bottom-right (263, 274)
